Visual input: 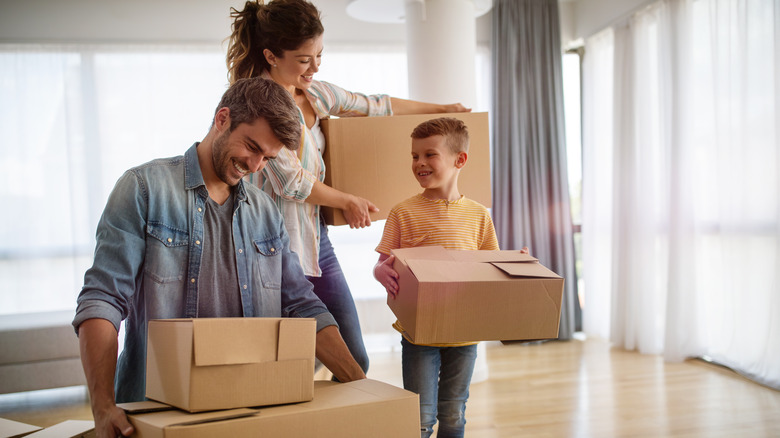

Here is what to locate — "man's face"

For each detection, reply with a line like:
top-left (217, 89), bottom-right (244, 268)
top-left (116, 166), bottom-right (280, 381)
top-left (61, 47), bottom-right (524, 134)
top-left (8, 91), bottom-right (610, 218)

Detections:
top-left (212, 117), bottom-right (285, 186)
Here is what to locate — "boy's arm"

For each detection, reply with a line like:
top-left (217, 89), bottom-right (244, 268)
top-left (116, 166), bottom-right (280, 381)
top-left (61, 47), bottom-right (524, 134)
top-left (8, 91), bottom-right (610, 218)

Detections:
top-left (373, 254), bottom-right (400, 298)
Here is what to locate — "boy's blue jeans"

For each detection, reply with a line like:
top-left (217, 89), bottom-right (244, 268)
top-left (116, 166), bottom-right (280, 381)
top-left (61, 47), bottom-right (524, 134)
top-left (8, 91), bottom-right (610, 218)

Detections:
top-left (306, 220), bottom-right (370, 374)
top-left (401, 338), bottom-right (478, 438)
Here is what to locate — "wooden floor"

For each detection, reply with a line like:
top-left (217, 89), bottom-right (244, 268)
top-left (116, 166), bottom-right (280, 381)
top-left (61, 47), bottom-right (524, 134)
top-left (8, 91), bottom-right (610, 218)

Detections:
top-left (2, 337), bottom-right (779, 437)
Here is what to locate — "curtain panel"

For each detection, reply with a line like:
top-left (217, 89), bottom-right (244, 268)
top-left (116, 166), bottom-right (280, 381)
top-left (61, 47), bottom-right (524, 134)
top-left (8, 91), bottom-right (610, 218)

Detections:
top-left (582, 0), bottom-right (780, 389)
top-left (491, 0), bottom-right (580, 339)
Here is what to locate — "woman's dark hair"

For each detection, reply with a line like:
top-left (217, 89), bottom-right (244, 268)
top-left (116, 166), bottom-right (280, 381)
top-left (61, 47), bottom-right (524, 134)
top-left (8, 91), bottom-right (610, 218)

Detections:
top-left (226, 0), bottom-right (323, 84)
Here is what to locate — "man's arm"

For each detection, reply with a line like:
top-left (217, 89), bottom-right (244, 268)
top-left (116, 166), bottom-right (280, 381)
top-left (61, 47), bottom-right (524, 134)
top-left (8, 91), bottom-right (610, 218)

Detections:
top-left (78, 319), bottom-right (133, 438)
top-left (315, 325), bottom-right (367, 382)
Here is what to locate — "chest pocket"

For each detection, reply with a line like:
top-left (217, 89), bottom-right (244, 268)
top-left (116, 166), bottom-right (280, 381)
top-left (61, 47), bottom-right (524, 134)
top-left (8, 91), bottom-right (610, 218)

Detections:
top-left (253, 236), bottom-right (283, 289)
top-left (145, 222), bottom-right (188, 283)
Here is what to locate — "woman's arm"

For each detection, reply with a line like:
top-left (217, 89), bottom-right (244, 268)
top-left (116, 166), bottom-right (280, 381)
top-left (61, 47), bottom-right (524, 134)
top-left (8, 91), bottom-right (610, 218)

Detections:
top-left (389, 97), bottom-right (471, 115)
top-left (305, 180), bottom-right (378, 229)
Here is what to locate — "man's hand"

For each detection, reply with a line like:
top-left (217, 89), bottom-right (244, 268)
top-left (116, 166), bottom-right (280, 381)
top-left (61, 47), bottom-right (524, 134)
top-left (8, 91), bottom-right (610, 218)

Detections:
top-left (374, 254), bottom-right (399, 298)
top-left (342, 195), bottom-right (379, 229)
top-left (92, 403), bottom-right (133, 438)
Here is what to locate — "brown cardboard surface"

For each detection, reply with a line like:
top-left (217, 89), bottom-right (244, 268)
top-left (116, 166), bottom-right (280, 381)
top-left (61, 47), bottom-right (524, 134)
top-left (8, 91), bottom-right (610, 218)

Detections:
top-left (320, 112), bottom-right (491, 226)
top-left (145, 318), bottom-right (316, 412)
top-left (0, 417), bottom-right (42, 437)
top-left (24, 421), bottom-right (94, 438)
top-left (126, 379), bottom-right (419, 438)
top-left (389, 246), bottom-right (564, 344)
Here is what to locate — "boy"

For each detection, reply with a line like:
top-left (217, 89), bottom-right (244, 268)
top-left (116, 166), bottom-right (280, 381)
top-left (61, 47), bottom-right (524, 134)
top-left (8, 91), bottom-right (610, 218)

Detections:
top-left (374, 117), bottom-right (527, 438)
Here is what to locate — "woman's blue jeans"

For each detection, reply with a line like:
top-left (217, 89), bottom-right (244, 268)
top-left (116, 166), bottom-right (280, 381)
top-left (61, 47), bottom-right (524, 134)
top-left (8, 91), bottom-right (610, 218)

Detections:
top-left (306, 220), bottom-right (370, 375)
top-left (401, 338), bottom-right (478, 438)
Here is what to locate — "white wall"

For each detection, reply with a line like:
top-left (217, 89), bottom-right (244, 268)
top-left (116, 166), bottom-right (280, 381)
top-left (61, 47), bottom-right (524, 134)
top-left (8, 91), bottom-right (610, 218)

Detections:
top-left (0, 0), bottom-right (490, 46)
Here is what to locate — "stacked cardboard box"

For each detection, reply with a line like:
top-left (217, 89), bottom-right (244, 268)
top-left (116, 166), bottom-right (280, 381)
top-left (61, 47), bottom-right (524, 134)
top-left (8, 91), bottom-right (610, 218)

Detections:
top-left (131, 317), bottom-right (420, 437)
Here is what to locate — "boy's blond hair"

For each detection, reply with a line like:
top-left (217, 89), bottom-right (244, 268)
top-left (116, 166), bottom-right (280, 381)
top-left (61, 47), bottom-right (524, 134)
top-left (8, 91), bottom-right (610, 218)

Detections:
top-left (410, 117), bottom-right (469, 154)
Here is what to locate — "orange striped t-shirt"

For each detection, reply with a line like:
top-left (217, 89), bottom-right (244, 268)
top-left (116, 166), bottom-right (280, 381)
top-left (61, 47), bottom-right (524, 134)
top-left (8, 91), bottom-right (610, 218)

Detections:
top-left (375, 194), bottom-right (499, 347)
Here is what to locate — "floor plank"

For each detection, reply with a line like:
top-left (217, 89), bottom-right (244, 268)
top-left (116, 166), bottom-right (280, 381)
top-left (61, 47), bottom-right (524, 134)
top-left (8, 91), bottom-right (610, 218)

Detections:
top-left (1, 337), bottom-right (778, 437)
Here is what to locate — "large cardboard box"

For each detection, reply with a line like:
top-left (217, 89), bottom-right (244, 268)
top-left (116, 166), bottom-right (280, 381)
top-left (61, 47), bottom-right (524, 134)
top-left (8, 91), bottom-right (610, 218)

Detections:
top-left (320, 112), bottom-right (491, 226)
top-left (389, 246), bottom-right (564, 344)
top-left (124, 379), bottom-right (420, 438)
top-left (146, 318), bottom-right (316, 412)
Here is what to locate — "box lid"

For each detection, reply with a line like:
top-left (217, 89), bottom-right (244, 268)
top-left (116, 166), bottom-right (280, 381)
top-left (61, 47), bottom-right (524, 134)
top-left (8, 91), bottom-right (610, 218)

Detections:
top-left (24, 420), bottom-right (94, 438)
top-left (0, 417), bottom-right (42, 438)
top-left (393, 246), bottom-right (561, 281)
top-left (150, 318), bottom-right (314, 367)
top-left (124, 404), bottom-right (258, 429)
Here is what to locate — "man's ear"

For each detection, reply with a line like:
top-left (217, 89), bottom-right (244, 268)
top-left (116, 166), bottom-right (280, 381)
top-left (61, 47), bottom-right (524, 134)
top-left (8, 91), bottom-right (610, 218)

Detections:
top-left (214, 107), bottom-right (231, 132)
top-left (455, 151), bottom-right (468, 169)
top-left (263, 48), bottom-right (276, 67)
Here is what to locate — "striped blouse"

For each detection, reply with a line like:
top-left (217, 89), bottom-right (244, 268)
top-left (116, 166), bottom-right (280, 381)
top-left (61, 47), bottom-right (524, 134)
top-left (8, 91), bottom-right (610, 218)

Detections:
top-left (375, 194), bottom-right (499, 347)
top-left (255, 73), bottom-right (393, 276)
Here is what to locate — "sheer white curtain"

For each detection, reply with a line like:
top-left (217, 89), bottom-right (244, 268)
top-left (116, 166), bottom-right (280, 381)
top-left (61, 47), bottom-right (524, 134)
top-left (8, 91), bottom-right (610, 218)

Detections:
top-left (0, 44), bottom-right (227, 315)
top-left (582, 0), bottom-right (779, 389)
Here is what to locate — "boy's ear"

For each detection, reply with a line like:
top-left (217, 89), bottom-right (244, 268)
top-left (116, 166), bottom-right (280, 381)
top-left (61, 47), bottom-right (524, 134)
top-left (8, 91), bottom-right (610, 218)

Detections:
top-left (263, 49), bottom-right (276, 66)
top-left (455, 151), bottom-right (468, 169)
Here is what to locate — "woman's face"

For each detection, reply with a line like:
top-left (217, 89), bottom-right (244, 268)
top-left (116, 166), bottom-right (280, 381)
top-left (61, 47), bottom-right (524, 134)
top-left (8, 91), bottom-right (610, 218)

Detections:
top-left (266, 35), bottom-right (323, 92)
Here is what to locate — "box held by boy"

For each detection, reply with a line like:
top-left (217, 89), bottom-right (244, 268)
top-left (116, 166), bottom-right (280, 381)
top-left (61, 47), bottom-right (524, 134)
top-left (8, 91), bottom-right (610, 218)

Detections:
top-left (389, 246), bottom-right (564, 344)
top-left (123, 379), bottom-right (420, 438)
top-left (145, 318), bottom-right (316, 412)
top-left (320, 112), bottom-right (491, 226)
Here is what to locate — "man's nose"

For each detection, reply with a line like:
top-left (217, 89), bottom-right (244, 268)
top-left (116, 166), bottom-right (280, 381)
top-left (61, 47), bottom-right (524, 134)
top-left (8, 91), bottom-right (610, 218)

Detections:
top-left (247, 155), bottom-right (266, 173)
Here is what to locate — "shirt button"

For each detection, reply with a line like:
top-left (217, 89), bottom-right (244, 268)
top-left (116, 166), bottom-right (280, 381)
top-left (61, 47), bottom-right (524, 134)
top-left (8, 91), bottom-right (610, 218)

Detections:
top-left (270, 248), bottom-right (275, 253)
top-left (167, 238), bottom-right (172, 243)
top-left (238, 249), bottom-right (243, 254)
top-left (195, 240), bottom-right (201, 245)
top-left (243, 284), bottom-right (248, 289)
top-left (198, 207), bottom-right (202, 212)
top-left (190, 278), bottom-right (196, 283)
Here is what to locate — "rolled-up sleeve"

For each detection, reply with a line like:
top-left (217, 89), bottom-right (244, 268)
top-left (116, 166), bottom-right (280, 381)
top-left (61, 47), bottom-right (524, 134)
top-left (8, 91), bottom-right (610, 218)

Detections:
top-left (309, 80), bottom-right (393, 118)
top-left (73, 170), bottom-right (147, 334)
top-left (262, 145), bottom-right (318, 203)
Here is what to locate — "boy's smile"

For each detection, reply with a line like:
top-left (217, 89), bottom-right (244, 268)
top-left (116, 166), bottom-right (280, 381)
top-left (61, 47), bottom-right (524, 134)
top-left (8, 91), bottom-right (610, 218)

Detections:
top-left (411, 135), bottom-right (465, 201)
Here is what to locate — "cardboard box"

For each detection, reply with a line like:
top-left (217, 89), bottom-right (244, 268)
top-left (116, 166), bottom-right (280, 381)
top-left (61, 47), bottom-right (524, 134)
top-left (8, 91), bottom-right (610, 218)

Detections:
top-left (124, 379), bottom-right (420, 438)
top-left (320, 112), bottom-right (491, 226)
top-left (389, 246), bottom-right (564, 344)
top-left (24, 421), bottom-right (94, 438)
top-left (146, 318), bottom-right (316, 412)
top-left (0, 417), bottom-right (42, 437)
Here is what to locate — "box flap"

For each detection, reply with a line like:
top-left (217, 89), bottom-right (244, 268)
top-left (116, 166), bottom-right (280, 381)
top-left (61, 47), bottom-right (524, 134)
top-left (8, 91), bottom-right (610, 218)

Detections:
top-left (491, 262), bottom-right (562, 279)
top-left (118, 400), bottom-right (174, 414)
top-left (391, 246), bottom-right (450, 265)
top-left (24, 420), bottom-right (94, 438)
top-left (0, 417), bottom-right (42, 437)
top-left (191, 318), bottom-right (279, 366)
top-left (129, 408), bottom-right (257, 429)
top-left (447, 249), bottom-right (538, 263)
top-left (277, 319), bottom-right (316, 361)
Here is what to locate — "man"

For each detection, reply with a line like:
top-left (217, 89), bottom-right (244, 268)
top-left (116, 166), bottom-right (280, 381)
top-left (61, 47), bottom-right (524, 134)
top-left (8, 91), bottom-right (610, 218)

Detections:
top-left (73, 78), bottom-right (365, 438)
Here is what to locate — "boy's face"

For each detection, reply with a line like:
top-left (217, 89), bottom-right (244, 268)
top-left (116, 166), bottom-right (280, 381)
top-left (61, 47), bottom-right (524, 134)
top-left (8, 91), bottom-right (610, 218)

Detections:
top-left (411, 135), bottom-right (463, 191)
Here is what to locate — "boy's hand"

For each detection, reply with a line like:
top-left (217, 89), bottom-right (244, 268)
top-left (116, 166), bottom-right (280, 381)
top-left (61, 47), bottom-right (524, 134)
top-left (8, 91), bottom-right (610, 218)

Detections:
top-left (374, 255), bottom-right (400, 298)
top-left (343, 195), bottom-right (379, 229)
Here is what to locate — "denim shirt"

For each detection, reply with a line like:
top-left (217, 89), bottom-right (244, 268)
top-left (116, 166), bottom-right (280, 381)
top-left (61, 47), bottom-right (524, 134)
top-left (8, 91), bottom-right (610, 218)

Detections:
top-left (73, 143), bottom-right (336, 403)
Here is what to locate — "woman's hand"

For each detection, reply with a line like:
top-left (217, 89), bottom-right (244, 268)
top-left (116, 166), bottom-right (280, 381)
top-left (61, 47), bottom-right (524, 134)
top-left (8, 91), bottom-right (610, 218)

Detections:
top-left (441, 103), bottom-right (472, 113)
top-left (342, 194), bottom-right (379, 229)
top-left (374, 255), bottom-right (399, 298)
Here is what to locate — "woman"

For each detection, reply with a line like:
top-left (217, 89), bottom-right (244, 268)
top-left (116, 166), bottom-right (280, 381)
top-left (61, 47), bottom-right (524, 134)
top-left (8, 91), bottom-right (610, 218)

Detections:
top-left (226, 0), bottom-right (469, 374)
